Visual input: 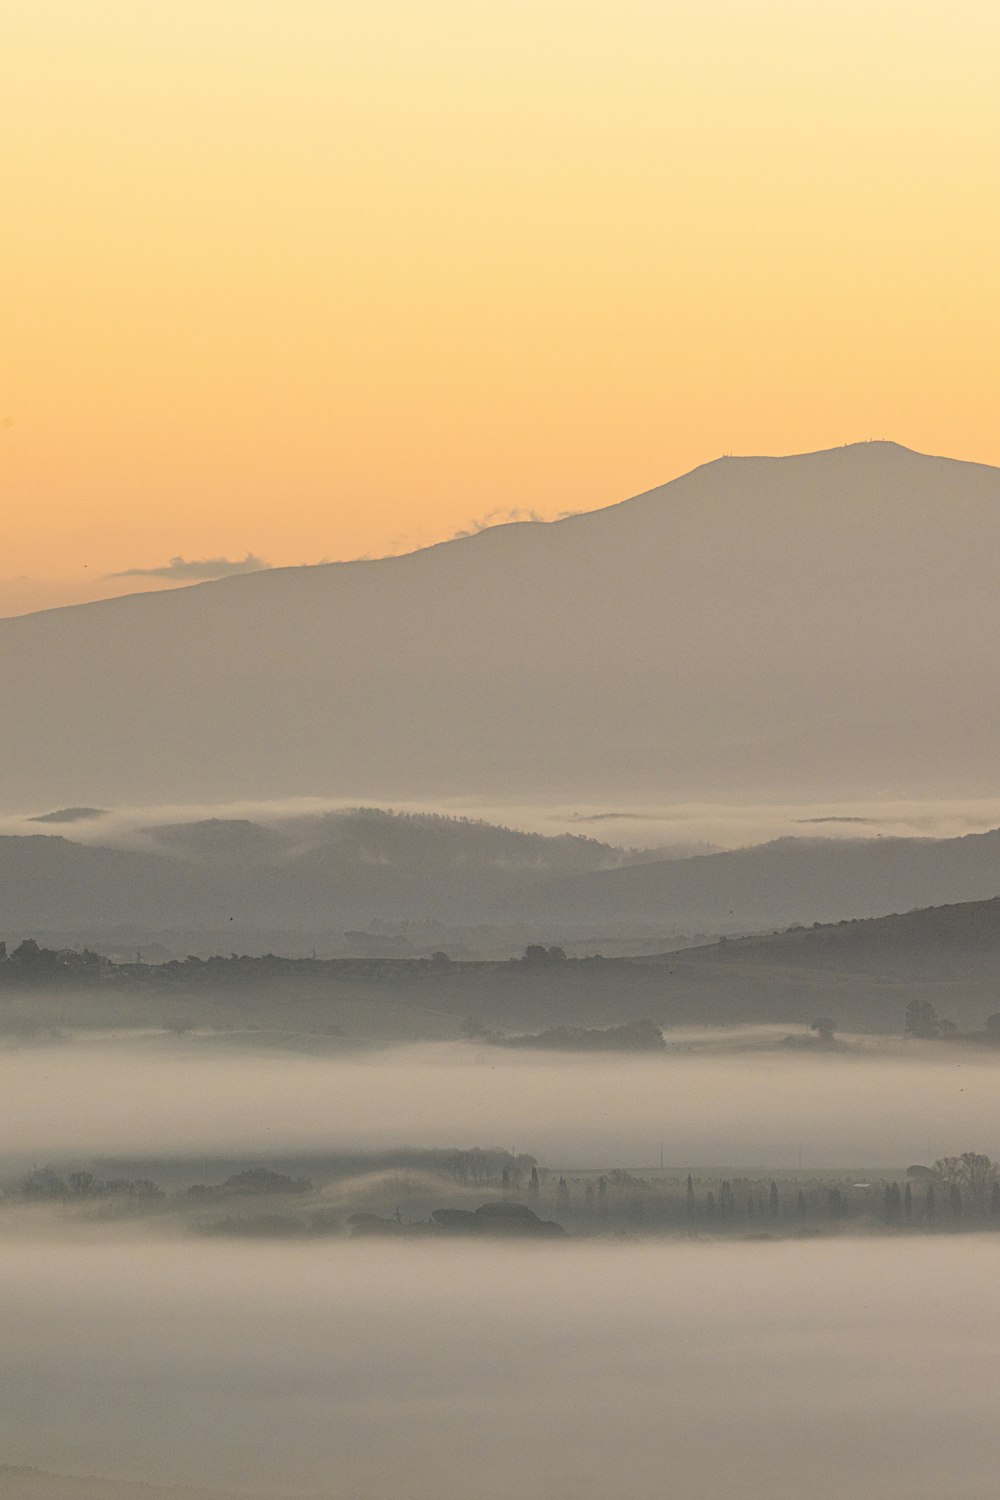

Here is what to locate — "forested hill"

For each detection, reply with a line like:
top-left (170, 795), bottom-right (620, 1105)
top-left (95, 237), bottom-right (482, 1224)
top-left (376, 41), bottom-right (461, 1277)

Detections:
top-left (4, 808), bottom-right (1000, 945)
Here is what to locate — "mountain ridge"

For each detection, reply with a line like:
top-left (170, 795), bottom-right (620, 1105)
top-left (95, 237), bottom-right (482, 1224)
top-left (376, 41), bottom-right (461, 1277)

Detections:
top-left (515, 826), bottom-right (1000, 929)
top-left (0, 441), bottom-right (968, 627)
top-left (3, 810), bottom-right (1000, 951)
top-left (3, 441), bottom-right (999, 808)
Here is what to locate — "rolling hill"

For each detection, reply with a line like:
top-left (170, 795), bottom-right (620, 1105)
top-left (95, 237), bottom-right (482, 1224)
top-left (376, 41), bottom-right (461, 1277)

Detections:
top-left (658, 892), bottom-right (1000, 980)
top-left (6, 892), bottom-right (1000, 1040)
top-left (513, 827), bottom-right (1000, 930)
top-left (3, 807), bottom-right (1000, 956)
top-left (0, 808), bottom-right (650, 952)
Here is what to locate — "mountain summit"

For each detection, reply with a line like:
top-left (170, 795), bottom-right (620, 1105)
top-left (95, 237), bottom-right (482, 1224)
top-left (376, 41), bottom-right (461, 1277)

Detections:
top-left (2, 441), bottom-right (999, 808)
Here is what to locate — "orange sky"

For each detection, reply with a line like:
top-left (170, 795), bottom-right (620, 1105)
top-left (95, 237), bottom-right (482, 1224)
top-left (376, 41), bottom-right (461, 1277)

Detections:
top-left (3, 0), bottom-right (999, 614)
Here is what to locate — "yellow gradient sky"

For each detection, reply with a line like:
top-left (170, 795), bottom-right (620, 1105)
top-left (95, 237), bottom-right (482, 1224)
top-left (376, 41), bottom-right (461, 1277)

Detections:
top-left (3, 0), bottom-right (999, 613)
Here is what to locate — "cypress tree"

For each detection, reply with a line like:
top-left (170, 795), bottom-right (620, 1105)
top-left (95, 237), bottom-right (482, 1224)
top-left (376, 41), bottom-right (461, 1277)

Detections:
top-left (686, 1173), bottom-right (695, 1214)
top-left (769, 1180), bottom-right (779, 1219)
top-left (903, 1182), bottom-right (912, 1223)
top-left (926, 1183), bottom-right (936, 1224)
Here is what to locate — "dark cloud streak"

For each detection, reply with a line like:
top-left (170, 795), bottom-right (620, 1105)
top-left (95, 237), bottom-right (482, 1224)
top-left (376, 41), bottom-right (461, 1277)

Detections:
top-left (108, 554), bottom-right (271, 581)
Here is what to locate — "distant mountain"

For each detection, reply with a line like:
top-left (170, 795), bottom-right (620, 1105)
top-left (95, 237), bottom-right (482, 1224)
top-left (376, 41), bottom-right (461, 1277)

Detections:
top-left (0, 808), bottom-right (647, 946)
top-left (27, 807), bottom-right (108, 824)
top-left (3, 442), bottom-right (1000, 808)
top-left (510, 827), bottom-right (1000, 931)
top-left (3, 807), bottom-right (1000, 953)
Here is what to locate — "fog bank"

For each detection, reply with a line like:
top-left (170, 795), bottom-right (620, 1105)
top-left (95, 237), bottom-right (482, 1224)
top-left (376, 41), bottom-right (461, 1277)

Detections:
top-left (7, 793), bottom-right (1000, 851)
top-left (3, 1037), bottom-right (998, 1168)
top-left (4, 1237), bottom-right (1000, 1498)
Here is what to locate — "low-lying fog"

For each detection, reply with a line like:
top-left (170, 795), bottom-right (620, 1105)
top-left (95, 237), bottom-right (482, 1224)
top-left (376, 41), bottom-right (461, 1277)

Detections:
top-left (7, 1033), bottom-right (1000, 1498)
top-left (4, 1236), bottom-right (1000, 1499)
top-left (4, 1036), bottom-right (999, 1167)
top-left (7, 792), bottom-right (1000, 850)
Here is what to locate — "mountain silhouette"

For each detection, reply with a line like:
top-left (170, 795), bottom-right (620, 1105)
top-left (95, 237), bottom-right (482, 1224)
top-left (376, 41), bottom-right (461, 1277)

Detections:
top-left (3, 441), bottom-right (999, 807)
top-left (510, 827), bottom-right (1000, 930)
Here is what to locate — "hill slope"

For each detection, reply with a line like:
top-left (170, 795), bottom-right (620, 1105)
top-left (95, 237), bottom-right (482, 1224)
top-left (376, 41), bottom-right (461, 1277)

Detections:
top-left (0, 809), bottom-right (644, 946)
top-left (661, 893), bottom-right (1000, 980)
top-left (2, 442), bottom-right (1000, 808)
top-left (3, 810), bottom-right (1000, 954)
top-left (513, 827), bottom-right (1000, 931)
top-left (7, 895), bottom-right (1000, 1040)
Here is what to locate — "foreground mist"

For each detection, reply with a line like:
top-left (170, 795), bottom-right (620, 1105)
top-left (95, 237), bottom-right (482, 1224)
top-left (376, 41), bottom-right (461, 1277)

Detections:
top-left (3, 1236), bottom-right (999, 1500)
top-left (3, 1035), bottom-right (1000, 1167)
top-left (7, 1032), bottom-right (1000, 1497)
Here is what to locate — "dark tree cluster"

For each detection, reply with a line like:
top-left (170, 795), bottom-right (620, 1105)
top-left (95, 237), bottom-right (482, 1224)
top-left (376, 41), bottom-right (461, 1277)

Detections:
top-left (447, 1149), bottom-right (536, 1187)
top-left (19, 1167), bottom-right (162, 1200)
top-left (0, 939), bottom-right (103, 983)
top-left (187, 1168), bottom-right (313, 1199)
top-left (904, 998), bottom-right (957, 1038)
top-left (520, 944), bottom-right (568, 964)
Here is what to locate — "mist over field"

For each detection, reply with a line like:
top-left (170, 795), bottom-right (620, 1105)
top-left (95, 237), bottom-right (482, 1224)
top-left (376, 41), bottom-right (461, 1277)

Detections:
top-left (4, 1035), bottom-right (999, 1168)
top-left (3, 1236), bottom-right (1000, 1500)
top-left (6, 1031), bottom-right (1000, 1496)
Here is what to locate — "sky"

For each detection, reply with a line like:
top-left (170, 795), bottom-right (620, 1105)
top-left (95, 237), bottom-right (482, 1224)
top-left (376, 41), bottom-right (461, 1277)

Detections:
top-left (3, 0), bottom-right (999, 614)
